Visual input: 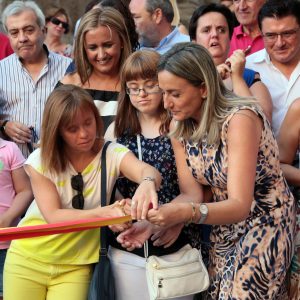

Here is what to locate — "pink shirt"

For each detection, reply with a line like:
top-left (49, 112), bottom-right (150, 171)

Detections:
top-left (0, 32), bottom-right (13, 60)
top-left (0, 139), bottom-right (25, 249)
top-left (229, 25), bottom-right (264, 57)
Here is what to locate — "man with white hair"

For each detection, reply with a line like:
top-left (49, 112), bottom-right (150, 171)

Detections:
top-left (229, 0), bottom-right (266, 56)
top-left (0, 1), bottom-right (71, 157)
top-left (129, 0), bottom-right (190, 54)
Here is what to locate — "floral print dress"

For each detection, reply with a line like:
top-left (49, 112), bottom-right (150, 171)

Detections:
top-left (184, 106), bottom-right (296, 300)
top-left (116, 134), bottom-right (180, 207)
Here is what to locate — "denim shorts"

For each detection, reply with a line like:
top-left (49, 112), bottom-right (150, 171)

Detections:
top-left (0, 249), bottom-right (7, 296)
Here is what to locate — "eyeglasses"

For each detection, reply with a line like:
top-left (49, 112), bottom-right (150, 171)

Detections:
top-left (233, 0), bottom-right (256, 4)
top-left (71, 173), bottom-right (84, 209)
top-left (126, 85), bottom-right (162, 95)
top-left (50, 17), bottom-right (69, 32)
top-left (262, 28), bottom-right (300, 43)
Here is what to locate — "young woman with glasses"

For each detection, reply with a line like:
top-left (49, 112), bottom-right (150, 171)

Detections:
top-left (44, 5), bottom-right (73, 57)
top-left (105, 50), bottom-right (201, 300)
top-left (3, 84), bottom-right (161, 300)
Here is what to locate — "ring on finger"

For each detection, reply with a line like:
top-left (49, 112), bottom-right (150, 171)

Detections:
top-left (119, 205), bottom-right (126, 216)
top-left (116, 202), bottom-right (126, 216)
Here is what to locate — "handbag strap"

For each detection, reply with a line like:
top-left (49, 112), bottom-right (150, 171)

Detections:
top-left (137, 135), bottom-right (149, 259)
top-left (100, 141), bottom-right (111, 257)
top-left (137, 134), bottom-right (142, 160)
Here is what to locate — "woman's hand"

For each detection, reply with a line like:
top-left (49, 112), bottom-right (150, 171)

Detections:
top-left (147, 202), bottom-right (190, 227)
top-left (119, 151), bottom-right (161, 221)
top-left (151, 223), bottom-right (184, 248)
top-left (105, 200), bottom-right (132, 232)
top-left (225, 49), bottom-right (245, 79)
top-left (217, 63), bottom-right (231, 80)
top-left (131, 180), bottom-right (158, 221)
top-left (116, 220), bottom-right (154, 251)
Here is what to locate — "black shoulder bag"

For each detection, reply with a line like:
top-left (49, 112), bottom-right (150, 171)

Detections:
top-left (88, 141), bottom-right (116, 300)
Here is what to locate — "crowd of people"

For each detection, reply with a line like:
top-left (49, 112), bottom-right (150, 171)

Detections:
top-left (0, 0), bottom-right (299, 299)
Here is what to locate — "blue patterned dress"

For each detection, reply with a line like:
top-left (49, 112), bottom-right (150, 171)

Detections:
top-left (116, 134), bottom-right (179, 207)
top-left (110, 133), bottom-right (209, 258)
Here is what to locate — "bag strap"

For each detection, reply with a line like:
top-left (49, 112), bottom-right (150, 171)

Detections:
top-left (137, 134), bottom-right (142, 160)
top-left (137, 135), bottom-right (149, 259)
top-left (100, 141), bottom-right (111, 257)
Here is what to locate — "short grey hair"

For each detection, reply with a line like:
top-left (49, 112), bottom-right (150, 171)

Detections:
top-left (2, 0), bottom-right (45, 33)
top-left (145, 0), bottom-right (174, 23)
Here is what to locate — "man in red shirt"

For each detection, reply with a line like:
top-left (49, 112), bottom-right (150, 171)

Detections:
top-left (229, 0), bottom-right (265, 56)
top-left (0, 32), bottom-right (13, 60)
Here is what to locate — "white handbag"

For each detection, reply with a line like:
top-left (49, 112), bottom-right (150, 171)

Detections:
top-left (145, 244), bottom-right (209, 300)
top-left (136, 135), bottom-right (209, 299)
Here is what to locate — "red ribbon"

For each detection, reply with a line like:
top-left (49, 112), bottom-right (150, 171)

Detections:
top-left (0, 215), bottom-right (131, 241)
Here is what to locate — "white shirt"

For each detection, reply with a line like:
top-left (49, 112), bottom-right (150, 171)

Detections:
top-left (0, 47), bottom-right (71, 157)
top-left (246, 49), bottom-right (300, 137)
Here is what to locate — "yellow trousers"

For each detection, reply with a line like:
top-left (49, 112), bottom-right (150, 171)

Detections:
top-left (4, 250), bottom-right (93, 300)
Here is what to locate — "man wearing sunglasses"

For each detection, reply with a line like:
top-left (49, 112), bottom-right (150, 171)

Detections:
top-left (0, 1), bottom-right (71, 157)
top-left (246, 0), bottom-right (300, 137)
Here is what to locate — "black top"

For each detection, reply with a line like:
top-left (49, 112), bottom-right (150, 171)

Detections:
top-left (109, 134), bottom-right (188, 257)
top-left (55, 81), bottom-right (118, 132)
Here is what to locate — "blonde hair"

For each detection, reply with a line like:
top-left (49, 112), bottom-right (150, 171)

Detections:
top-left (40, 84), bottom-right (103, 174)
top-left (158, 42), bottom-right (256, 145)
top-left (74, 7), bottom-right (132, 85)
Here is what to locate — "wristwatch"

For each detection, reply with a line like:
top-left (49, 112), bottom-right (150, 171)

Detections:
top-left (0, 120), bottom-right (9, 138)
top-left (198, 204), bottom-right (208, 224)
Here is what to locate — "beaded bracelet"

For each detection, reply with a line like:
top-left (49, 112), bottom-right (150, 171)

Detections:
top-left (142, 176), bottom-right (155, 182)
top-left (185, 202), bottom-right (196, 226)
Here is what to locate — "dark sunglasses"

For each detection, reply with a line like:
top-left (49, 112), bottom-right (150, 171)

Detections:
top-left (50, 17), bottom-right (69, 32)
top-left (71, 173), bottom-right (84, 209)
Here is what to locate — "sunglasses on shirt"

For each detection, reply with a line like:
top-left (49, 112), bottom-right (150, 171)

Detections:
top-left (50, 17), bottom-right (69, 32)
top-left (71, 173), bottom-right (84, 209)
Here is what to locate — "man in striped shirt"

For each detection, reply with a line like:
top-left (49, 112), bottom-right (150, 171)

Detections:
top-left (0, 1), bottom-right (71, 157)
